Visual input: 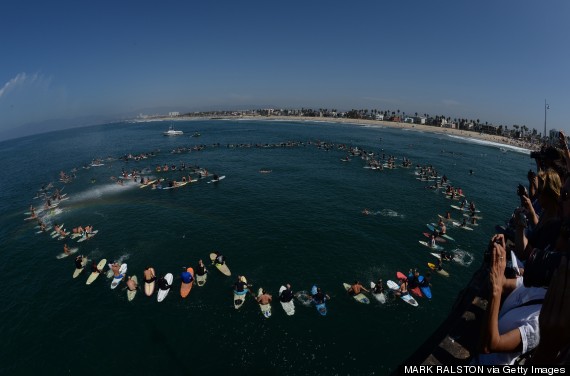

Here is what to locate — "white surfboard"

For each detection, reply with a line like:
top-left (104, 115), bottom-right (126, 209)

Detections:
top-left (157, 273), bottom-right (173, 302)
top-left (77, 230), bottom-right (98, 243)
top-left (386, 280), bottom-right (418, 307)
top-left (278, 286), bottom-right (295, 315)
top-left (207, 175), bottom-right (226, 184)
top-left (110, 263), bottom-right (127, 289)
top-left (56, 247), bottom-right (78, 259)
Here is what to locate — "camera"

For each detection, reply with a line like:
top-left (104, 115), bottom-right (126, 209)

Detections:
top-left (517, 184), bottom-right (527, 197)
top-left (523, 247), bottom-right (565, 288)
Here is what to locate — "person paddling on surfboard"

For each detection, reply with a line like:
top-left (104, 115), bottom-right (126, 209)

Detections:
top-left (90, 260), bottom-right (100, 274)
top-left (312, 287), bottom-right (330, 305)
top-left (234, 276), bottom-right (249, 294)
top-left (257, 289), bottom-right (272, 305)
top-left (157, 275), bottom-right (172, 291)
top-left (372, 279), bottom-right (384, 294)
top-left (347, 281), bottom-right (369, 296)
top-left (279, 284), bottom-right (294, 303)
top-left (213, 251), bottom-right (225, 266)
top-left (74, 255), bottom-right (84, 270)
top-left (126, 276), bottom-right (138, 291)
top-left (144, 267), bottom-right (156, 284)
top-left (195, 260), bottom-right (207, 278)
top-left (111, 262), bottom-right (121, 277)
top-left (63, 243), bottom-right (70, 255)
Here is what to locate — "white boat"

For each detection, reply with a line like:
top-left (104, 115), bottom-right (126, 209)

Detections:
top-left (163, 125), bottom-right (183, 136)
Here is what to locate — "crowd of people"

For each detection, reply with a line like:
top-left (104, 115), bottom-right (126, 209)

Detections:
top-left (474, 132), bottom-right (570, 365)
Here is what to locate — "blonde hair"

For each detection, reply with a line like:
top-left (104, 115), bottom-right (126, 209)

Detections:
top-left (538, 168), bottom-right (561, 201)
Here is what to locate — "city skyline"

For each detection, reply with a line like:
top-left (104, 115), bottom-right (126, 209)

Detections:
top-left (1, 0), bottom-right (568, 139)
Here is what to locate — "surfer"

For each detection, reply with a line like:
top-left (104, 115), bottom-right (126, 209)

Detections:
top-left (429, 234), bottom-right (437, 248)
top-left (144, 267), bottom-right (156, 284)
top-left (347, 281), bottom-right (369, 296)
top-left (372, 279), bottom-right (384, 294)
top-left (312, 287), bottom-right (330, 305)
top-left (90, 260), bottom-right (100, 274)
top-left (111, 262), bottom-right (120, 277)
top-left (257, 289), bottom-right (272, 305)
top-left (437, 219), bottom-right (447, 236)
top-left (398, 277), bottom-right (409, 296)
top-left (74, 255), bottom-right (84, 269)
top-left (213, 251), bottom-right (225, 265)
top-left (279, 284), bottom-right (294, 302)
top-left (157, 275), bottom-right (172, 290)
top-left (195, 260), bottom-right (207, 277)
top-left (126, 276), bottom-right (138, 291)
top-left (362, 208), bottom-right (370, 215)
top-left (234, 276), bottom-right (249, 294)
top-left (63, 243), bottom-right (70, 255)
top-left (213, 174), bottom-right (219, 181)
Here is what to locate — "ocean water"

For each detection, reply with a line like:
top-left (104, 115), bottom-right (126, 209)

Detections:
top-left (0, 120), bottom-right (533, 375)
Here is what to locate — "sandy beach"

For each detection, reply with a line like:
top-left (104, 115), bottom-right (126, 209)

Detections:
top-left (136, 115), bottom-right (536, 152)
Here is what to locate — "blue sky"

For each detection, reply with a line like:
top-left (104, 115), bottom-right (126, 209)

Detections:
top-left (1, 0), bottom-right (569, 136)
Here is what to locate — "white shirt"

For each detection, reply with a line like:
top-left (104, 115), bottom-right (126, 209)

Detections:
top-left (477, 278), bottom-right (546, 365)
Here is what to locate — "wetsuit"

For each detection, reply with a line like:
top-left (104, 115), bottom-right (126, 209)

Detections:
top-left (74, 257), bottom-right (83, 269)
top-left (234, 281), bottom-right (247, 293)
top-left (279, 288), bottom-right (294, 303)
top-left (158, 277), bottom-right (171, 290)
top-left (196, 265), bottom-right (207, 276)
top-left (313, 292), bottom-right (326, 305)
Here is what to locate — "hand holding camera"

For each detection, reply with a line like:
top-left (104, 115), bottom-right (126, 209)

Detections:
top-left (488, 234), bottom-right (507, 295)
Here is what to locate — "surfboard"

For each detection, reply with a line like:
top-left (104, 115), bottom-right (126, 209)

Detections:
top-left (110, 263), bottom-right (128, 289)
top-left (196, 272), bottom-right (207, 286)
top-left (418, 240), bottom-right (443, 251)
top-left (279, 286), bottom-right (295, 315)
top-left (207, 175), bottom-right (226, 184)
top-left (86, 259), bottom-right (107, 285)
top-left (77, 230), bottom-right (98, 243)
top-left (369, 282), bottom-right (386, 303)
top-left (209, 253), bottom-right (231, 276)
top-left (157, 273), bottom-right (173, 302)
top-left (342, 283), bottom-right (370, 304)
top-left (139, 179), bottom-right (157, 188)
top-left (422, 232), bottom-right (446, 243)
top-left (463, 213), bottom-right (483, 219)
top-left (56, 247), bottom-right (78, 259)
top-left (144, 268), bottom-right (156, 296)
top-left (427, 262), bottom-right (450, 277)
top-left (72, 256), bottom-right (88, 278)
top-left (257, 288), bottom-right (272, 318)
top-left (127, 275), bottom-right (138, 301)
top-left (452, 221), bottom-right (474, 230)
top-left (386, 280), bottom-right (418, 307)
top-left (180, 267), bottom-right (194, 298)
top-left (418, 276), bottom-right (432, 299)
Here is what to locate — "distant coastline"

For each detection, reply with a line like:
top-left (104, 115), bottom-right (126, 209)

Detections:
top-left (132, 115), bottom-right (535, 153)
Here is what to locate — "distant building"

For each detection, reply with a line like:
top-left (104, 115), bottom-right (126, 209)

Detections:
top-left (375, 113), bottom-right (384, 121)
top-left (404, 117), bottom-right (414, 123)
top-left (169, 112), bottom-right (180, 117)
